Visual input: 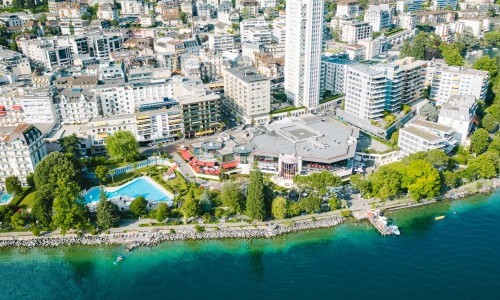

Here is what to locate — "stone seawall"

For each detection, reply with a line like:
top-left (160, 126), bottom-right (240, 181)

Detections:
top-left (0, 216), bottom-right (345, 249)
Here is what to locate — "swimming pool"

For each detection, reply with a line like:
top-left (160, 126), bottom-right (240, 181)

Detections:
top-left (83, 177), bottom-right (172, 204)
top-left (0, 192), bottom-right (13, 205)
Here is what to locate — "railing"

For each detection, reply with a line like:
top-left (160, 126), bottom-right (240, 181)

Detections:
top-left (84, 156), bottom-right (175, 179)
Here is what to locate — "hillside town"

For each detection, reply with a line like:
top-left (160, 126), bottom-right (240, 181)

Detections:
top-left (0, 0), bottom-right (499, 236)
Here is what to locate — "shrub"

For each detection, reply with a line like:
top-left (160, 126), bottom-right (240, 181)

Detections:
top-left (340, 210), bottom-right (352, 218)
top-left (194, 224), bottom-right (205, 233)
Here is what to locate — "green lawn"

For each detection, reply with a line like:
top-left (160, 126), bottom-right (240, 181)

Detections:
top-left (18, 191), bottom-right (36, 209)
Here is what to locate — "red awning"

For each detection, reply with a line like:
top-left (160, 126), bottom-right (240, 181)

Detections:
top-left (191, 157), bottom-right (198, 163)
top-left (197, 161), bottom-right (205, 166)
top-left (0, 105), bottom-right (5, 111)
top-left (180, 150), bottom-right (193, 161)
top-left (11, 105), bottom-right (22, 111)
top-left (221, 161), bottom-right (238, 169)
top-left (205, 162), bottom-right (215, 168)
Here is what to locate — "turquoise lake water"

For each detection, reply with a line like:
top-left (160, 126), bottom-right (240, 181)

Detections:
top-left (1, 191), bottom-right (500, 299)
top-left (83, 177), bottom-right (171, 203)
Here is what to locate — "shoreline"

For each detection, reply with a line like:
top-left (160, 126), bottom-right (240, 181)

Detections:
top-left (0, 216), bottom-right (345, 249)
top-left (1, 178), bottom-right (499, 250)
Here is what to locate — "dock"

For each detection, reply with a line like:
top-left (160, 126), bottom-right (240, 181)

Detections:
top-left (367, 210), bottom-right (400, 236)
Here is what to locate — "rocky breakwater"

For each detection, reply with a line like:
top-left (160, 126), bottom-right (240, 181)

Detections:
top-left (0, 235), bottom-right (111, 248)
top-left (122, 216), bottom-right (346, 248)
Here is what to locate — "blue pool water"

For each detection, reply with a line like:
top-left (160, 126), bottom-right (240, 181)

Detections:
top-left (0, 192), bottom-right (12, 204)
top-left (83, 177), bottom-right (171, 203)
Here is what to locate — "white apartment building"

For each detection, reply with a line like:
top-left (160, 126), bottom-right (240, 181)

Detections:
top-left (320, 56), bottom-right (352, 96)
top-left (272, 19), bottom-right (286, 44)
top-left (207, 34), bottom-right (236, 53)
top-left (395, 57), bottom-right (427, 105)
top-left (18, 38), bottom-right (72, 70)
top-left (259, 0), bottom-right (276, 8)
top-left (398, 118), bottom-right (458, 157)
top-left (344, 59), bottom-right (426, 120)
top-left (284, 0), bottom-right (324, 110)
top-left (93, 79), bottom-right (173, 116)
top-left (340, 21), bottom-right (373, 44)
top-left (344, 64), bottom-right (387, 120)
top-left (98, 3), bottom-right (119, 20)
top-left (438, 95), bottom-right (477, 145)
top-left (54, 88), bottom-right (100, 124)
top-left (243, 27), bottom-right (273, 45)
top-left (0, 124), bottom-right (47, 188)
top-left (336, 0), bottom-right (360, 18)
top-left (363, 4), bottom-right (392, 32)
top-left (134, 108), bottom-right (184, 143)
top-left (426, 63), bottom-right (489, 105)
top-left (396, 0), bottom-right (424, 13)
top-left (86, 114), bottom-right (138, 154)
top-left (397, 14), bottom-right (416, 30)
top-left (0, 47), bottom-right (31, 83)
top-left (119, 0), bottom-right (152, 16)
top-left (0, 87), bottom-right (56, 126)
top-left (241, 17), bottom-right (268, 34)
top-left (224, 67), bottom-right (271, 124)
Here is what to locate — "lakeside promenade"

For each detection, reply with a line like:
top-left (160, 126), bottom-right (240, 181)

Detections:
top-left (1, 178), bottom-right (499, 249)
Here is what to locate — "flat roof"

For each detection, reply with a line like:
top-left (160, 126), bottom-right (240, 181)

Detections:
top-left (250, 115), bottom-right (359, 164)
top-left (178, 93), bottom-right (220, 105)
top-left (401, 126), bottom-right (440, 142)
top-left (224, 67), bottom-right (268, 83)
top-left (411, 119), bottom-right (452, 132)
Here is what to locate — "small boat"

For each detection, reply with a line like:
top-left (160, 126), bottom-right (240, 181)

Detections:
top-left (113, 256), bottom-right (124, 265)
top-left (435, 216), bottom-right (445, 221)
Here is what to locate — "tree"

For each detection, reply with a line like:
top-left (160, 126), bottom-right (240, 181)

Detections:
top-left (220, 182), bottom-right (245, 213)
top-left (442, 171), bottom-right (459, 189)
top-left (473, 56), bottom-right (499, 78)
top-left (481, 114), bottom-right (498, 133)
top-left (130, 196), bottom-right (148, 217)
top-left (94, 165), bottom-right (110, 184)
top-left (271, 196), bottom-right (287, 219)
top-left (199, 190), bottom-right (212, 214)
top-left (96, 189), bottom-right (120, 230)
top-left (420, 103), bottom-right (439, 122)
top-left (105, 130), bottom-right (139, 163)
top-left (469, 128), bottom-right (490, 155)
top-left (26, 173), bottom-right (35, 188)
top-left (155, 202), bottom-right (170, 222)
top-left (31, 185), bottom-right (53, 228)
top-left (58, 134), bottom-right (81, 157)
top-left (34, 152), bottom-right (82, 189)
top-left (181, 189), bottom-right (199, 219)
top-left (440, 44), bottom-right (464, 66)
top-left (52, 181), bottom-right (90, 234)
top-left (488, 137), bottom-right (500, 152)
top-left (328, 197), bottom-right (341, 210)
top-left (69, 23), bottom-right (74, 35)
top-left (406, 149), bottom-right (451, 170)
top-left (350, 174), bottom-right (372, 198)
top-left (484, 30), bottom-right (500, 47)
top-left (110, 19), bottom-right (119, 27)
top-left (246, 169), bottom-right (266, 221)
top-left (10, 211), bottom-right (27, 230)
top-left (293, 171), bottom-right (342, 195)
top-left (179, 11), bottom-right (188, 24)
top-left (299, 196), bottom-right (322, 214)
top-left (466, 152), bottom-right (499, 179)
top-left (405, 160), bottom-right (441, 201)
top-left (369, 166), bottom-right (402, 199)
top-left (400, 32), bottom-right (427, 59)
top-left (5, 176), bottom-right (23, 195)
top-left (456, 30), bottom-right (479, 52)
